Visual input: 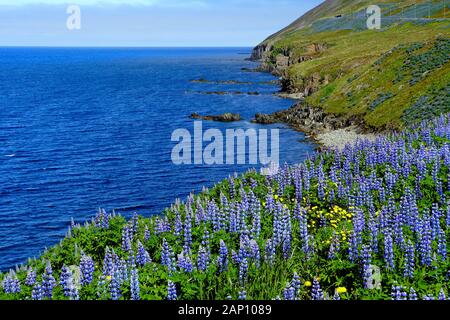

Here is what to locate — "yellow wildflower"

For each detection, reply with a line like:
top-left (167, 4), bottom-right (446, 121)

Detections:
top-left (336, 287), bottom-right (347, 294)
top-left (274, 194), bottom-right (279, 200)
top-left (304, 281), bottom-right (312, 287)
top-left (106, 275), bottom-right (112, 281)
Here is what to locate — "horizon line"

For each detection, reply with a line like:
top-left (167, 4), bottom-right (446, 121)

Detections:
top-left (0, 45), bottom-right (256, 49)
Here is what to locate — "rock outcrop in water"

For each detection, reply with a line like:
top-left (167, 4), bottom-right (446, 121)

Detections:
top-left (190, 113), bottom-right (241, 122)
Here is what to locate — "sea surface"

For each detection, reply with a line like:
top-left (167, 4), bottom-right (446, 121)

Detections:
top-left (0, 47), bottom-right (316, 270)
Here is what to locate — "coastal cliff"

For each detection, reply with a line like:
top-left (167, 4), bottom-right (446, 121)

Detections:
top-left (250, 0), bottom-right (450, 141)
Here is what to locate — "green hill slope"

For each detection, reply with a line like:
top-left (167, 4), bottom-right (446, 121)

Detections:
top-left (252, 0), bottom-right (450, 131)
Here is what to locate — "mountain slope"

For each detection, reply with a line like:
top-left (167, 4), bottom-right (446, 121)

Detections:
top-left (252, 0), bottom-right (450, 131)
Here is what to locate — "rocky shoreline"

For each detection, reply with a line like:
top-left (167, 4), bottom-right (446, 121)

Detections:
top-left (251, 102), bottom-right (378, 150)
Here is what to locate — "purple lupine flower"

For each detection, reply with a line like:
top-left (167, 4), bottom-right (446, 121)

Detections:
top-left (60, 266), bottom-right (72, 296)
top-left (239, 258), bottom-right (248, 285)
top-left (446, 202), bottom-right (450, 227)
top-left (178, 251), bottom-right (194, 273)
top-left (161, 239), bottom-right (176, 272)
top-left (282, 207), bottom-right (292, 259)
top-left (265, 193), bottom-right (275, 214)
top-left (218, 240), bottom-right (228, 272)
top-left (298, 207), bottom-right (310, 254)
top-left (103, 247), bottom-right (115, 277)
top-left (31, 283), bottom-right (43, 300)
top-left (264, 239), bottom-right (275, 265)
top-left (60, 266), bottom-right (79, 300)
top-left (283, 284), bottom-right (295, 300)
top-left (360, 245), bottom-right (372, 288)
top-left (117, 258), bottom-right (129, 284)
top-left (391, 286), bottom-right (407, 300)
top-left (419, 216), bottom-right (432, 266)
top-left (130, 266), bottom-right (140, 301)
top-left (167, 281), bottom-right (177, 300)
top-left (393, 213), bottom-right (404, 248)
top-left (231, 249), bottom-right (239, 265)
top-left (348, 231), bottom-right (359, 263)
top-left (409, 288), bottom-right (418, 300)
top-left (317, 162), bottom-right (325, 201)
top-left (195, 200), bottom-right (205, 225)
top-left (328, 233), bottom-right (340, 259)
top-left (238, 290), bottom-right (247, 300)
top-left (201, 229), bottom-right (211, 261)
top-left (229, 203), bottom-right (238, 233)
top-left (333, 292), bottom-right (341, 300)
top-left (438, 289), bottom-right (447, 300)
top-left (311, 279), bottom-right (324, 300)
top-left (251, 204), bottom-right (261, 240)
top-left (197, 246), bottom-right (208, 272)
top-left (109, 271), bottom-right (121, 300)
top-left (95, 208), bottom-right (109, 229)
top-left (236, 201), bottom-right (248, 234)
top-left (2, 272), bottom-right (21, 294)
top-left (25, 267), bottom-right (37, 287)
top-left (184, 210), bottom-right (193, 250)
top-left (404, 241), bottom-right (415, 278)
top-left (436, 179), bottom-right (444, 200)
top-left (250, 240), bottom-right (261, 268)
top-left (80, 254), bottom-right (95, 285)
top-left (131, 213), bottom-right (139, 236)
top-left (42, 261), bottom-right (56, 299)
top-left (121, 224), bottom-right (132, 252)
top-left (183, 255), bottom-right (194, 273)
top-left (383, 232), bottom-right (395, 270)
top-left (11, 274), bottom-right (21, 294)
top-left (273, 203), bottom-right (283, 247)
top-left (136, 240), bottom-right (152, 266)
top-left (329, 188), bottom-right (335, 203)
top-left (144, 225), bottom-right (151, 242)
top-left (437, 227), bottom-right (447, 261)
top-left (368, 218), bottom-right (379, 254)
top-left (174, 210), bottom-right (182, 237)
top-left (291, 273), bottom-right (301, 297)
top-left (155, 217), bottom-right (171, 234)
top-left (431, 204), bottom-right (442, 240)
top-left (207, 201), bottom-right (221, 232)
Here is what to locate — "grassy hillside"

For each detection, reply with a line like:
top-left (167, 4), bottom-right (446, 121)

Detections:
top-left (254, 0), bottom-right (450, 131)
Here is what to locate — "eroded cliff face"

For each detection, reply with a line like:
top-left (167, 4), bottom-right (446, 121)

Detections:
top-left (251, 42), bottom-right (330, 96)
top-left (249, 43), bottom-right (270, 61)
top-left (250, 42), bottom-right (364, 136)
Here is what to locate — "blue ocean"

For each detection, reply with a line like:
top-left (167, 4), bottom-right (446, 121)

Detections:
top-left (0, 47), bottom-right (316, 270)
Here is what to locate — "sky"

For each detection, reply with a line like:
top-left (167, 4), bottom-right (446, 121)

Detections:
top-left (0, 0), bottom-right (324, 47)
